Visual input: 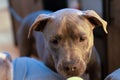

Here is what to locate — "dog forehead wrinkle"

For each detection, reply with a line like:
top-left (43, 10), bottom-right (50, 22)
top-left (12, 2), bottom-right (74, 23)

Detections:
top-left (44, 11), bottom-right (91, 41)
top-left (61, 17), bottom-right (88, 38)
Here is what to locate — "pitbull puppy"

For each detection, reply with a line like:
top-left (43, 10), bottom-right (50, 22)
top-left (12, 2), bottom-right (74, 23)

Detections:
top-left (29, 9), bottom-right (107, 80)
top-left (28, 8), bottom-right (107, 80)
top-left (0, 52), bottom-right (13, 80)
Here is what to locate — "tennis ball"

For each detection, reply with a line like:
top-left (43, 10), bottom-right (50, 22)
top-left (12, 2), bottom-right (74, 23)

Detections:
top-left (67, 76), bottom-right (83, 80)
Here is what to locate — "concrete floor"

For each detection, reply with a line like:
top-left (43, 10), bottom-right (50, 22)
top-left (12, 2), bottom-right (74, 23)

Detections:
top-left (0, 8), bottom-right (19, 59)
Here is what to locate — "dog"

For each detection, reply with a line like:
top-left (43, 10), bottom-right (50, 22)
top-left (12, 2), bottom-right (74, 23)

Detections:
top-left (18, 8), bottom-right (107, 80)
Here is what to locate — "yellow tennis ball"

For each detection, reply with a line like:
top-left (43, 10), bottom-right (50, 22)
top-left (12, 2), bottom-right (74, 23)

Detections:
top-left (67, 77), bottom-right (83, 80)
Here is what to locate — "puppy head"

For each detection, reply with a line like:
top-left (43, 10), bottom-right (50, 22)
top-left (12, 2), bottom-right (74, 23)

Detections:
top-left (0, 52), bottom-right (13, 80)
top-left (29, 8), bottom-right (107, 77)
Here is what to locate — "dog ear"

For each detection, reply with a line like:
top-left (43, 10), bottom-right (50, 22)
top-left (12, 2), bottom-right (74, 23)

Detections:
top-left (82, 10), bottom-right (108, 33)
top-left (28, 14), bottom-right (52, 38)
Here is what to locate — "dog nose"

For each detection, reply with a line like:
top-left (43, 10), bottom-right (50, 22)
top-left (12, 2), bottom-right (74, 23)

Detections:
top-left (63, 62), bottom-right (78, 73)
top-left (59, 60), bottom-right (86, 77)
top-left (64, 65), bottom-right (77, 72)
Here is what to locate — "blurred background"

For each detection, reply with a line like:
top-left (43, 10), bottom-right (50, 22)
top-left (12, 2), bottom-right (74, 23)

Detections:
top-left (0, 0), bottom-right (120, 79)
top-left (0, 0), bottom-right (19, 59)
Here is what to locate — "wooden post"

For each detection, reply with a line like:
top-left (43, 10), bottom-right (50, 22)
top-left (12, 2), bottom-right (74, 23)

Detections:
top-left (8, 0), bottom-right (43, 45)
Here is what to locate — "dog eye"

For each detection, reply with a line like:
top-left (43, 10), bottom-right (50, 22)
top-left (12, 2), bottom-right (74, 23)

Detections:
top-left (79, 36), bottom-right (86, 42)
top-left (50, 36), bottom-right (62, 45)
top-left (51, 39), bottom-right (59, 45)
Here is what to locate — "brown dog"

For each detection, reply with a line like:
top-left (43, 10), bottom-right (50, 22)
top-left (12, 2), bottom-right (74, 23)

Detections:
top-left (18, 8), bottom-right (107, 80)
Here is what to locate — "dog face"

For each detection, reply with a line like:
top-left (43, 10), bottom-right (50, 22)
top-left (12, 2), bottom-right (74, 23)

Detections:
top-left (29, 8), bottom-right (107, 77)
top-left (41, 14), bottom-right (94, 77)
